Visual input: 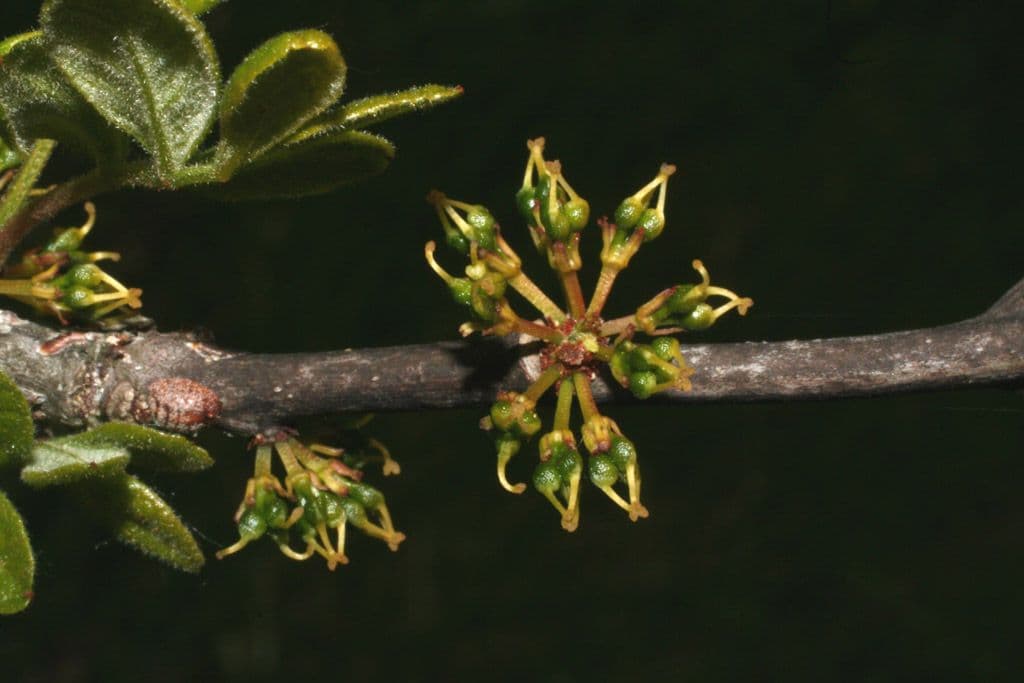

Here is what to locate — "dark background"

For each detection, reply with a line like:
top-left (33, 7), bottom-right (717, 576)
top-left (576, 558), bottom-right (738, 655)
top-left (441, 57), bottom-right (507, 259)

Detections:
top-left (2, 1), bottom-right (1023, 680)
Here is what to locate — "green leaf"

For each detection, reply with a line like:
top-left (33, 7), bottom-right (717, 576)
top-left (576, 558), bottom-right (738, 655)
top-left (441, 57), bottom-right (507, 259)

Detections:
top-left (21, 434), bottom-right (129, 487)
top-left (0, 31), bottom-right (41, 57)
top-left (210, 129), bottom-right (394, 200)
top-left (0, 35), bottom-right (128, 167)
top-left (0, 370), bottom-right (33, 469)
top-left (181, 0), bottom-right (222, 14)
top-left (300, 84), bottom-right (463, 137)
top-left (73, 422), bottom-right (213, 472)
top-left (78, 474), bottom-right (204, 573)
top-left (217, 29), bottom-right (346, 177)
top-left (41, 0), bottom-right (220, 181)
top-left (0, 488), bottom-right (34, 614)
top-left (0, 137), bottom-right (20, 173)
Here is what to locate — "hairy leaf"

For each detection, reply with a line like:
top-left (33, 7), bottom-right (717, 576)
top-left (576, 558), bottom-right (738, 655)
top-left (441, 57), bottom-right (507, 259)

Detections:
top-left (0, 35), bottom-right (127, 167)
top-left (300, 84), bottom-right (463, 137)
top-left (41, 0), bottom-right (220, 181)
top-left (0, 31), bottom-right (41, 57)
top-left (210, 129), bottom-right (394, 200)
top-left (218, 29), bottom-right (346, 177)
top-left (78, 474), bottom-right (204, 573)
top-left (0, 489), bottom-right (34, 614)
top-left (181, 0), bottom-right (222, 14)
top-left (0, 370), bottom-right (33, 469)
top-left (21, 435), bottom-right (129, 487)
top-left (74, 422), bottom-right (213, 472)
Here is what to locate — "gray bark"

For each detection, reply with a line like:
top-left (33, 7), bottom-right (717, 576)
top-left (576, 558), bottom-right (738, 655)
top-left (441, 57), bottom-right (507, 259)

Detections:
top-left (1, 276), bottom-right (1022, 437)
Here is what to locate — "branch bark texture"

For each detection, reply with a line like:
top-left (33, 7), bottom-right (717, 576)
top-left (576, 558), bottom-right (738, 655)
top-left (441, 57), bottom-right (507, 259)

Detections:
top-left (1, 277), bottom-right (1022, 437)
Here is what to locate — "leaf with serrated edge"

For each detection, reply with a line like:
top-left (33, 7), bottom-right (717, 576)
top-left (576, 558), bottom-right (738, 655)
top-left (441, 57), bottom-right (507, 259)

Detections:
top-left (21, 436), bottom-right (129, 487)
top-left (0, 370), bottom-right (33, 470)
top-left (78, 474), bottom-right (204, 573)
top-left (0, 35), bottom-right (128, 167)
top-left (210, 129), bottom-right (394, 201)
top-left (0, 489), bottom-right (34, 614)
top-left (297, 84), bottom-right (463, 139)
top-left (217, 29), bottom-right (346, 177)
top-left (74, 422), bottom-right (213, 472)
top-left (41, 0), bottom-right (220, 181)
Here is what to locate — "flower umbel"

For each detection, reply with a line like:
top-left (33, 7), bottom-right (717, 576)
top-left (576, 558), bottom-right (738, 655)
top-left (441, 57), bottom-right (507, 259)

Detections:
top-left (426, 138), bottom-right (753, 530)
top-left (0, 202), bottom-right (143, 324)
top-left (217, 430), bottom-right (405, 569)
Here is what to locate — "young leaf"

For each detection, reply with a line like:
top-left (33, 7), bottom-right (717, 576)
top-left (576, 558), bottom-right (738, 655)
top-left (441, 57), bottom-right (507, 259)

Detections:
top-left (181, 0), bottom-right (222, 14)
top-left (78, 474), bottom-right (204, 573)
top-left (73, 422), bottom-right (213, 472)
top-left (218, 29), bottom-right (347, 177)
top-left (21, 436), bottom-right (129, 487)
top-left (0, 370), bottom-right (33, 470)
top-left (209, 129), bottom-right (395, 200)
top-left (41, 0), bottom-right (220, 181)
top-left (0, 489), bottom-right (34, 614)
top-left (0, 36), bottom-right (127, 168)
top-left (300, 84), bottom-right (463, 136)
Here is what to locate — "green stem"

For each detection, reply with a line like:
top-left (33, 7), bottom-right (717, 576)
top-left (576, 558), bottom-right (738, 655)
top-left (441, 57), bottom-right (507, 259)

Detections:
top-left (587, 264), bottom-right (620, 318)
top-left (553, 374), bottom-right (574, 431)
top-left (512, 317), bottom-right (564, 344)
top-left (560, 270), bottom-right (586, 319)
top-left (508, 272), bottom-right (566, 322)
top-left (572, 372), bottom-right (600, 422)
top-left (523, 365), bottom-right (562, 403)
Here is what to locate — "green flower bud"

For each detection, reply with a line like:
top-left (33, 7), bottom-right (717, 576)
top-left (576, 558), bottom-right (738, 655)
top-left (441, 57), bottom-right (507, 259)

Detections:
top-left (637, 208), bottom-right (665, 242)
top-left (466, 205), bottom-right (497, 250)
top-left (532, 461), bottom-right (562, 494)
top-left (666, 284), bottom-right (703, 314)
top-left (446, 230), bottom-right (471, 255)
top-left (588, 454), bottom-right (619, 488)
top-left (682, 303), bottom-right (715, 330)
top-left (45, 226), bottom-right (85, 254)
top-left (449, 277), bottom-right (473, 307)
top-left (61, 286), bottom-right (93, 309)
top-left (517, 409), bottom-right (542, 437)
top-left (608, 435), bottom-right (637, 474)
top-left (516, 186), bottom-right (538, 224)
top-left (614, 197), bottom-right (643, 230)
top-left (237, 507), bottom-right (268, 540)
top-left (629, 370), bottom-right (658, 399)
top-left (562, 198), bottom-right (590, 232)
top-left (554, 446), bottom-right (582, 481)
top-left (338, 496), bottom-right (368, 525)
top-left (63, 263), bottom-right (103, 288)
top-left (651, 336), bottom-right (681, 362)
top-left (347, 482), bottom-right (384, 510)
top-left (546, 207), bottom-right (571, 242)
top-left (490, 400), bottom-right (515, 431)
top-left (319, 489), bottom-right (345, 527)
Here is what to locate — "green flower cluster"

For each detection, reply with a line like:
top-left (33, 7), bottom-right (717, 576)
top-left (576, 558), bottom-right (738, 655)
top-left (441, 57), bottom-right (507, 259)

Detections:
top-left (426, 138), bottom-right (753, 530)
top-left (217, 436), bottom-right (404, 569)
top-left (0, 201), bottom-right (142, 323)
